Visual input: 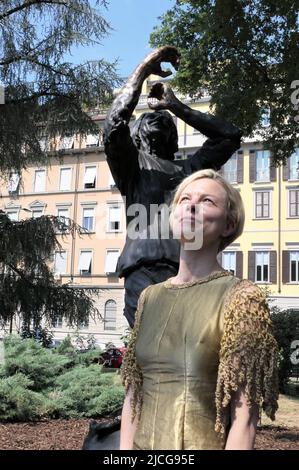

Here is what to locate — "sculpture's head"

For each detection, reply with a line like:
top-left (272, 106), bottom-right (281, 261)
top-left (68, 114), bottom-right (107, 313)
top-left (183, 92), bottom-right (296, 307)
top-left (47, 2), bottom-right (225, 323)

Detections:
top-left (131, 110), bottom-right (178, 160)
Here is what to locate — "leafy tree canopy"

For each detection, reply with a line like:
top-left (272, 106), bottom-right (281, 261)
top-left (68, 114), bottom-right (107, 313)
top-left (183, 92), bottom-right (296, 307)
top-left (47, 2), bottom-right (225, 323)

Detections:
top-left (150, 0), bottom-right (299, 164)
top-left (0, 0), bottom-right (121, 174)
top-left (0, 1), bottom-right (116, 331)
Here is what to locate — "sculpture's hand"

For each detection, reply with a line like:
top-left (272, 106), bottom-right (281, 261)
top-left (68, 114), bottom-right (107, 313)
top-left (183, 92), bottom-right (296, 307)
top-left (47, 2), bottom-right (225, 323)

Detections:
top-left (143, 46), bottom-right (180, 78)
top-left (148, 82), bottom-right (178, 111)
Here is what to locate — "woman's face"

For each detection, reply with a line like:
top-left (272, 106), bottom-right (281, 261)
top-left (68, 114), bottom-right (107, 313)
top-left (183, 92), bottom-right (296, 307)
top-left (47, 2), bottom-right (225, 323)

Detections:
top-left (172, 178), bottom-right (233, 250)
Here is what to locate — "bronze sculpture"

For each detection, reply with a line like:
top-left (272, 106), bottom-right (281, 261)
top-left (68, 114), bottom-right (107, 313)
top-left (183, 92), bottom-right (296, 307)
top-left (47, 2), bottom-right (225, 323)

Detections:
top-left (104, 46), bottom-right (242, 327)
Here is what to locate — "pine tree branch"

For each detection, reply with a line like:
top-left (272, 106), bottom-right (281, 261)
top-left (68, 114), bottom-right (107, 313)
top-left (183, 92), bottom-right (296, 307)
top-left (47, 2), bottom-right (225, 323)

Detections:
top-left (0, 0), bottom-right (68, 21)
top-left (6, 90), bottom-right (71, 104)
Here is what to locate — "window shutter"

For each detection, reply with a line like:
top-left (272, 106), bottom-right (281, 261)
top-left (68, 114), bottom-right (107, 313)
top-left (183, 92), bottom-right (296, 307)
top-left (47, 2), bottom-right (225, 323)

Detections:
top-left (83, 207), bottom-right (94, 219)
top-left (249, 150), bottom-right (256, 183)
top-left (282, 251), bottom-right (289, 283)
top-left (54, 251), bottom-right (67, 274)
top-left (59, 168), bottom-right (71, 190)
top-left (248, 251), bottom-right (255, 281)
top-left (270, 251), bottom-right (277, 284)
top-left (270, 154), bottom-right (277, 182)
top-left (78, 251), bottom-right (92, 271)
top-left (84, 167), bottom-right (96, 185)
top-left (237, 150), bottom-right (243, 183)
top-left (282, 158), bottom-right (290, 181)
top-left (59, 136), bottom-right (74, 150)
top-left (105, 250), bottom-right (119, 273)
top-left (34, 170), bottom-right (46, 192)
top-left (109, 206), bottom-right (121, 223)
top-left (86, 134), bottom-right (99, 147)
top-left (236, 251), bottom-right (243, 279)
top-left (8, 173), bottom-right (20, 193)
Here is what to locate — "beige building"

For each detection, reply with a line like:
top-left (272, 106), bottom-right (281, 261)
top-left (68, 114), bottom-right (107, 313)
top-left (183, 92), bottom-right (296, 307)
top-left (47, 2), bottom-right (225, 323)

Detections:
top-left (1, 76), bottom-right (298, 346)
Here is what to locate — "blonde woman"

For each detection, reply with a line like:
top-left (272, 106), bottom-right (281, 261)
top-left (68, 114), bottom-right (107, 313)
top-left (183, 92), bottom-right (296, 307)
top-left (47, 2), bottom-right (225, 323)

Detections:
top-left (121, 169), bottom-right (279, 450)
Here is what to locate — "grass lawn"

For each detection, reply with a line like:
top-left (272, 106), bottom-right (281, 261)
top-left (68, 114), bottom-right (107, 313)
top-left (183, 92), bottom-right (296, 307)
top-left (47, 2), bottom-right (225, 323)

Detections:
top-left (261, 394), bottom-right (299, 428)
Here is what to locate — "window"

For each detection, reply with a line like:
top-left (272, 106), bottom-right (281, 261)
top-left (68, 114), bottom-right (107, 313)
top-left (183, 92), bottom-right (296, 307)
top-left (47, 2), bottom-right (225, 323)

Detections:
top-left (255, 191), bottom-right (270, 218)
top-left (59, 136), bottom-right (74, 150)
top-left (59, 168), bottom-right (72, 191)
top-left (34, 169), bottom-right (46, 192)
top-left (289, 148), bottom-right (299, 180)
top-left (39, 136), bottom-right (48, 152)
top-left (223, 153), bottom-right (237, 183)
top-left (261, 107), bottom-right (270, 127)
top-left (82, 207), bottom-right (95, 232)
top-left (86, 134), bottom-right (99, 147)
top-left (84, 166), bottom-right (96, 189)
top-left (256, 252), bottom-right (269, 282)
top-left (57, 207), bottom-right (69, 232)
top-left (7, 211), bottom-right (18, 221)
top-left (105, 250), bottom-right (119, 274)
top-left (109, 171), bottom-right (116, 188)
top-left (290, 252), bottom-right (299, 283)
top-left (78, 318), bottom-right (89, 329)
top-left (289, 189), bottom-right (299, 217)
top-left (8, 172), bottom-right (20, 194)
top-left (222, 252), bottom-right (236, 275)
top-left (256, 150), bottom-right (270, 182)
top-left (32, 208), bottom-right (43, 219)
top-left (78, 250), bottom-right (92, 275)
top-left (51, 314), bottom-right (63, 328)
top-left (54, 250), bottom-right (67, 274)
top-left (107, 204), bottom-right (121, 232)
top-left (104, 300), bottom-right (117, 331)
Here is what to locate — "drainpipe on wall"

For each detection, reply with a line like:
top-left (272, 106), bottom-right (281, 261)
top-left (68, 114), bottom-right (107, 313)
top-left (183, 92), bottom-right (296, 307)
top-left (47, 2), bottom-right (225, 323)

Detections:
top-left (70, 152), bottom-right (80, 283)
top-left (278, 164), bottom-right (281, 293)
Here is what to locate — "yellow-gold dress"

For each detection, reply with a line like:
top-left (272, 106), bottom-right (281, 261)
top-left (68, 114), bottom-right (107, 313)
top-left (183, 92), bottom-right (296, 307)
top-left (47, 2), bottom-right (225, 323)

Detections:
top-left (122, 270), bottom-right (279, 450)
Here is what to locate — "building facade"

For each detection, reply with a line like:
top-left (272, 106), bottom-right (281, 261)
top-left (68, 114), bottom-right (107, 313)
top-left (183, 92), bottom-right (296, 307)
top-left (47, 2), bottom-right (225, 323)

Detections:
top-left (1, 76), bottom-right (298, 346)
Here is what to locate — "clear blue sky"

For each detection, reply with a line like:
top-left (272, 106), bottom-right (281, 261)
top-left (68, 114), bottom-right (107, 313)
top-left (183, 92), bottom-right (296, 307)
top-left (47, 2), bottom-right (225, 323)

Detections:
top-left (69, 0), bottom-right (175, 78)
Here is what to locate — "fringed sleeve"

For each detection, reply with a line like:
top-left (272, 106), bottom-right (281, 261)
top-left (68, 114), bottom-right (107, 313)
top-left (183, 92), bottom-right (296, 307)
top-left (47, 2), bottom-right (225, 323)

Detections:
top-left (121, 286), bottom-right (150, 421)
top-left (215, 279), bottom-right (279, 437)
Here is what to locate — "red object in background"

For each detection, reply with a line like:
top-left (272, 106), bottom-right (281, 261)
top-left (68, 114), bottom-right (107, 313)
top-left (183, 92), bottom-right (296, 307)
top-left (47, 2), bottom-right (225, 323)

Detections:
top-left (99, 346), bottom-right (126, 368)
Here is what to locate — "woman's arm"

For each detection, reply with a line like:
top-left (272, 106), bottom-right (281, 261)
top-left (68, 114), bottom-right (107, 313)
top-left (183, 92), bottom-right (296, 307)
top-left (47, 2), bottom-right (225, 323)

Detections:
top-left (225, 386), bottom-right (259, 450)
top-left (120, 387), bottom-right (138, 450)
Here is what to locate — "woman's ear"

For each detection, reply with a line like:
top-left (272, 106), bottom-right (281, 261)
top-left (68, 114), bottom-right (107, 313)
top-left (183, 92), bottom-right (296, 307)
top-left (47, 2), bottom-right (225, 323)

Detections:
top-left (222, 221), bottom-right (236, 238)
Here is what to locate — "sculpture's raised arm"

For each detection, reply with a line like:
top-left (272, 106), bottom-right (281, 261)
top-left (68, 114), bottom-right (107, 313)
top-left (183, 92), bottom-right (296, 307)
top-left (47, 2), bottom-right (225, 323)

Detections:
top-left (148, 82), bottom-right (242, 171)
top-left (103, 47), bottom-right (180, 194)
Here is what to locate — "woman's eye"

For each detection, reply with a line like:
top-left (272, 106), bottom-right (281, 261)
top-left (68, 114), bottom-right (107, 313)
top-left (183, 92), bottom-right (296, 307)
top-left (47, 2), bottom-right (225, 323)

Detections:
top-left (203, 198), bottom-right (214, 204)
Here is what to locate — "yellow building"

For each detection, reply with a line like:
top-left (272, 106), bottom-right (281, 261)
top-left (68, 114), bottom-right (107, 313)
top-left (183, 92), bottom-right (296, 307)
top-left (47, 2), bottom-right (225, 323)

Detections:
top-left (1, 76), bottom-right (298, 346)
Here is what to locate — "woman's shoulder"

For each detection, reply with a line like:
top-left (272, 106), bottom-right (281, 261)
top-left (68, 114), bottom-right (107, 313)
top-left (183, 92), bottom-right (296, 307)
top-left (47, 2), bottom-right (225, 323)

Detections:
top-left (226, 278), bottom-right (267, 302)
top-left (222, 277), bottom-right (270, 326)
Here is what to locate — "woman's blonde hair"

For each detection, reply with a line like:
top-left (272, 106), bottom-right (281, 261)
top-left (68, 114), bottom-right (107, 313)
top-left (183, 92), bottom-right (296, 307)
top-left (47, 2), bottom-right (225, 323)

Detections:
top-left (169, 169), bottom-right (245, 252)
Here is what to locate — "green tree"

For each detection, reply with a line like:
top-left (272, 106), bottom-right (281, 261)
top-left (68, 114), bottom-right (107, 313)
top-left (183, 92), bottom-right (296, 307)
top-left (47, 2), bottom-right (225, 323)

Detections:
top-left (0, 0), bottom-right (120, 173)
top-left (0, 1), bottom-right (118, 330)
top-left (150, 0), bottom-right (299, 164)
top-left (0, 211), bottom-right (100, 332)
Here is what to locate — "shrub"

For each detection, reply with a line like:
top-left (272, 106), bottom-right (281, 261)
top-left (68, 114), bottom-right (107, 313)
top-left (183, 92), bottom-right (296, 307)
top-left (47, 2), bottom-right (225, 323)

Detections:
top-left (0, 373), bottom-right (44, 421)
top-left (44, 365), bottom-right (124, 418)
top-left (0, 335), bottom-right (124, 421)
top-left (270, 308), bottom-right (299, 392)
top-left (2, 335), bottom-right (71, 391)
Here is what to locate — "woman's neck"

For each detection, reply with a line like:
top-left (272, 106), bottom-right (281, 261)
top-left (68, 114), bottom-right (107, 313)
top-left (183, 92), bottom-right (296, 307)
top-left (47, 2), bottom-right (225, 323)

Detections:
top-left (172, 244), bottom-right (224, 284)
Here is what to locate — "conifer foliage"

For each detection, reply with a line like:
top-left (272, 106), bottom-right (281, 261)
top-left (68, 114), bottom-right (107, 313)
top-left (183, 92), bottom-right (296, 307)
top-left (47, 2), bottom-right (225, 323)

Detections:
top-left (0, 1), bottom-right (119, 330)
